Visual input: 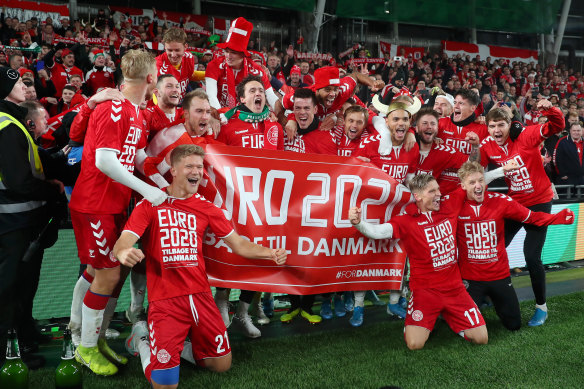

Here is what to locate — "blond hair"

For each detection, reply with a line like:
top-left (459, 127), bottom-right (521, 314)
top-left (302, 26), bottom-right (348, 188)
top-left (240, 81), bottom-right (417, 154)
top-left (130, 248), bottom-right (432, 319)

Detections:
top-left (408, 174), bottom-right (436, 194)
top-left (163, 27), bottom-right (187, 44)
top-left (121, 49), bottom-right (156, 81)
top-left (457, 161), bottom-right (484, 182)
top-left (170, 144), bottom-right (205, 166)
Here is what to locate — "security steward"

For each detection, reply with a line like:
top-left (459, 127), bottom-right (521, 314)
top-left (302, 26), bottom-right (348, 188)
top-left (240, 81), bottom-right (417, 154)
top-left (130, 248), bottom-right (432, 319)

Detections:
top-left (0, 67), bottom-right (64, 368)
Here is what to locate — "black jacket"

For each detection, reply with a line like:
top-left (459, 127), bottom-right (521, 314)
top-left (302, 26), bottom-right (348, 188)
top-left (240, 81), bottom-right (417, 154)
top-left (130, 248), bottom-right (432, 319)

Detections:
top-left (554, 135), bottom-right (584, 185)
top-left (0, 100), bottom-right (61, 234)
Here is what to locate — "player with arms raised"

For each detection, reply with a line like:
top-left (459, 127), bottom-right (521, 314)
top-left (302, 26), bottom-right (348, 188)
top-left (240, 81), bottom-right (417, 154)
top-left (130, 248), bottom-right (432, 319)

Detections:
top-left (349, 174), bottom-right (488, 349)
top-left (477, 98), bottom-right (566, 326)
top-left (456, 161), bottom-right (574, 330)
top-left (116, 144), bottom-right (287, 389)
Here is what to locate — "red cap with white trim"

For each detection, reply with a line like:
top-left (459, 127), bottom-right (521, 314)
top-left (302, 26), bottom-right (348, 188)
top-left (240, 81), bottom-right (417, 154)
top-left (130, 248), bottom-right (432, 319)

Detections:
top-left (311, 66), bottom-right (340, 91)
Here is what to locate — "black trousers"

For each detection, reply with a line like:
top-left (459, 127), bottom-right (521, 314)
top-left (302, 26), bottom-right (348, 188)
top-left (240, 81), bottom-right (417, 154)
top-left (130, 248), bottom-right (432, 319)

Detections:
top-left (466, 277), bottom-right (521, 331)
top-left (0, 226), bottom-right (45, 344)
top-left (504, 201), bottom-right (551, 306)
top-left (215, 288), bottom-right (255, 304)
top-left (287, 294), bottom-right (317, 313)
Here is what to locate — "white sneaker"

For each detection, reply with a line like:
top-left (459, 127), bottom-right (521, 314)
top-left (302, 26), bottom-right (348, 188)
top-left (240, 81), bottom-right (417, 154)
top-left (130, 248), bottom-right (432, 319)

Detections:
top-left (125, 321), bottom-right (149, 356)
top-left (231, 314), bottom-right (261, 338)
top-left (252, 301), bottom-right (270, 325)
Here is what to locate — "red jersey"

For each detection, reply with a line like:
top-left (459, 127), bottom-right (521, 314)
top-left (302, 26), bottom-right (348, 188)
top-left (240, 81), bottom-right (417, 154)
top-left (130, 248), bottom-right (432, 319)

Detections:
top-left (217, 117), bottom-right (284, 150)
top-left (123, 194), bottom-right (234, 302)
top-left (69, 100), bottom-right (147, 214)
top-left (353, 135), bottom-right (420, 184)
top-left (156, 51), bottom-right (196, 99)
top-left (284, 124), bottom-right (338, 155)
top-left (523, 110), bottom-right (542, 126)
top-left (205, 57), bottom-right (272, 108)
top-left (457, 192), bottom-right (570, 281)
top-left (85, 66), bottom-right (116, 95)
top-left (388, 189), bottom-right (467, 290)
top-left (438, 117), bottom-right (488, 155)
top-left (50, 62), bottom-right (84, 98)
top-left (332, 125), bottom-right (376, 157)
top-left (142, 122), bottom-right (216, 181)
top-left (283, 76), bottom-right (357, 121)
top-left (479, 108), bottom-right (564, 206)
top-left (417, 143), bottom-right (469, 194)
top-left (143, 105), bottom-right (184, 141)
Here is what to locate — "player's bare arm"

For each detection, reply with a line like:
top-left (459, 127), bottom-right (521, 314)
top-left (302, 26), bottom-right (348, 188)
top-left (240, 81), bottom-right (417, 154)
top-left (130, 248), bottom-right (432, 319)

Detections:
top-left (466, 130), bottom-right (480, 162)
top-left (349, 71), bottom-right (385, 91)
top-left (223, 232), bottom-right (287, 265)
top-left (113, 231), bottom-right (144, 267)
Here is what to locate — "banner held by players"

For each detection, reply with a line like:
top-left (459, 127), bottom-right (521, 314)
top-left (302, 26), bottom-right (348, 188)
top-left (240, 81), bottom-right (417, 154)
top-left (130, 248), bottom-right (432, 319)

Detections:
top-left (198, 145), bottom-right (413, 294)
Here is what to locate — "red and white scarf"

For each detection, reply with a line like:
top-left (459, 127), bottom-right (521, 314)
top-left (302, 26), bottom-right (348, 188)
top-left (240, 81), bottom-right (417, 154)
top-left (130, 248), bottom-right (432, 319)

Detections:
top-left (217, 56), bottom-right (266, 108)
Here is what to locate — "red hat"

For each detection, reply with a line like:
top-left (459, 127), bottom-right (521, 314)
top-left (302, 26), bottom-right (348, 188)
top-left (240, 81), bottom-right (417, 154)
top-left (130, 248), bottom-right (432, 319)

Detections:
top-left (290, 65), bottom-right (301, 75)
top-left (18, 68), bottom-right (33, 78)
top-left (311, 66), bottom-right (340, 90)
top-left (217, 17), bottom-right (253, 56)
top-left (61, 48), bottom-right (73, 58)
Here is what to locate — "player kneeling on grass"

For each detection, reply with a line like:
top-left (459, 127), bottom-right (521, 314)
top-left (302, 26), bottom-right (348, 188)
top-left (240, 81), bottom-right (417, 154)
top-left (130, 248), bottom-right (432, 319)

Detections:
top-left (456, 161), bottom-right (574, 331)
top-left (349, 174), bottom-right (488, 350)
top-left (113, 144), bottom-right (287, 389)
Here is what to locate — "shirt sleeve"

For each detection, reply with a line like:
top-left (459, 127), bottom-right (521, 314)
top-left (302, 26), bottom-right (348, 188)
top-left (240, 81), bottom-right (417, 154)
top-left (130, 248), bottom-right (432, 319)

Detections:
top-left (441, 187), bottom-right (467, 214)
top-left (205, 59), bottom-right (221, 81)
top-left (388, 219), bottom-right (402, 239)
top-left (216, 122), bottom-right (230, 144)
top-left (207, 203), bottom-right (235, 238)
top-left (408, 145), bottom-right (420, 174)
top-left (124, 200), bottom-right (153, 238)
top-left (318, 131), bottom-right (339, 155)
top-left (338, 76), bottom-right (357, 103)
top-left (500, 195), bottom-right (531, 223)
top-left (93, 101), bottom-right (124, 152)
top-left (351, 138), bottom-right (370, 158)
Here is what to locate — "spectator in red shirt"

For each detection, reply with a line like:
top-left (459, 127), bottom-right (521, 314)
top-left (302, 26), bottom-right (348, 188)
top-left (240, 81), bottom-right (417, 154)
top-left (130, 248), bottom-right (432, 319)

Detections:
top-left (49, 48), bottom-right (84, 98)
top-left (85, 50), bottom-right (116, 95)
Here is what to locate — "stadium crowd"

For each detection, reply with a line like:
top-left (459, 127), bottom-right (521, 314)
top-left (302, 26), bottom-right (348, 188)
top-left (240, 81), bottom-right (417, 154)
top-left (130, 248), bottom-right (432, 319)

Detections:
top-left (0, 5), bottom-right (582, 388)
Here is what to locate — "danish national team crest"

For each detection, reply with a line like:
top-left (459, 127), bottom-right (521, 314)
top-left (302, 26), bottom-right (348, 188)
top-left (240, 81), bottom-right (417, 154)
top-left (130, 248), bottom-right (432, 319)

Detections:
top-left (157, 349), bottom-right (171, 364)
top-left (266, 125), bottom-right (279, 147)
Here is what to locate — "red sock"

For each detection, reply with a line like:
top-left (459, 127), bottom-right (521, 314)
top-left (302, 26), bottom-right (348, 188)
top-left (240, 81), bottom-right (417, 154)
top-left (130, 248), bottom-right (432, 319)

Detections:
top-left (83, 290), bottom-right (109, 310)
top-left (82, 270), bottom-right (94, 284)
